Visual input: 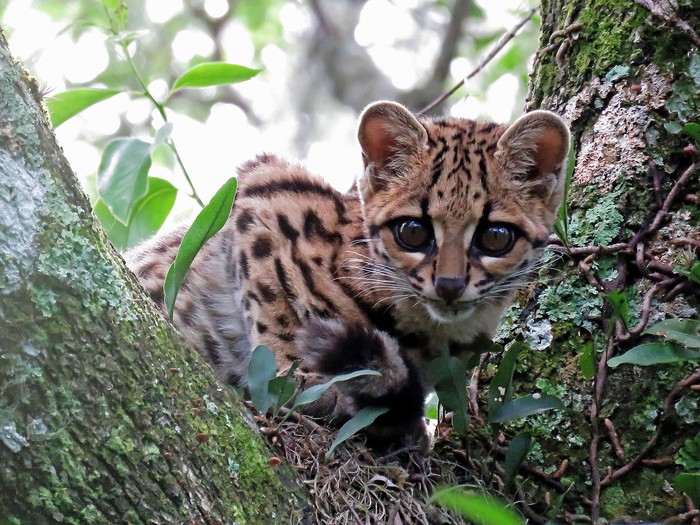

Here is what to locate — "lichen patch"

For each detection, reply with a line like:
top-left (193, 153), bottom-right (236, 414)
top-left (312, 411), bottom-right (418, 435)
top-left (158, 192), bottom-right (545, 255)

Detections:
top-left (564, 65), bottom-right (673, 191)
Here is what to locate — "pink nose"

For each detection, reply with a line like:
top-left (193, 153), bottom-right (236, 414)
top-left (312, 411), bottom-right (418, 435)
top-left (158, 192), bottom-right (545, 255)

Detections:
top-left (434, 277), bottom-right (465, 304)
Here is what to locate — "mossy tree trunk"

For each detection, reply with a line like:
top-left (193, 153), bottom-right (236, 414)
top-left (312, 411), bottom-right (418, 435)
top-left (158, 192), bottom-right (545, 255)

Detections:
top-left (0, 31), bottom-right (311, 525)
top-left (499, 0), bottom-right (699, 522)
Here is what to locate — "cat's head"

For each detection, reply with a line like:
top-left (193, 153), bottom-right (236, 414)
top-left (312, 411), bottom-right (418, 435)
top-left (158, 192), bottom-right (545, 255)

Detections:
top-left (356, 101), bottom-right (570, 323)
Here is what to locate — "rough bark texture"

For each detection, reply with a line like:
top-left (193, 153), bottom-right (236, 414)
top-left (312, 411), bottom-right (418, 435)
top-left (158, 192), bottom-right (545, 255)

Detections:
top-left (495, 0), bottom-right (699, 522)
top-left (0, 31), bottom-right (311, 525)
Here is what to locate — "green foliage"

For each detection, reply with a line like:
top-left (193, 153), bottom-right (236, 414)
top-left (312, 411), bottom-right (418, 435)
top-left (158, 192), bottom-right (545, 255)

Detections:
top-left (490, 394), bottom-right (565, 424)
top-left (46, 88), bottom-right (120, 128)
top-left (169, 63), bottom-right (261, 96)
top-left (164, 177), bottom-right (238, 321)
top-left (674, 473), bottom-right (700, 507)
top-left (94, 177), bottom-right (177, 251)
top-left (430, 487), bottom-right (524, 525)
top-left (676, 261), bottom-right (700, 285)
top-left (246, 345), bottom-right (278, 415)
top-left (487, 341), bottom-right (525, 418)
top-left (504, 433), bottom-right (532, 491)
top-left (325, 406), bottom-right (389, 459)
top-left (552, 143), bottom-right (576, 249)
top-left (428, 352), bottom-right (471, 434)
top-left (608, 319), bottom-right (700, 368)
top-left (676, 433), bottom-right (700, 471)
top-left (97, 138), bottom-right (153, 223)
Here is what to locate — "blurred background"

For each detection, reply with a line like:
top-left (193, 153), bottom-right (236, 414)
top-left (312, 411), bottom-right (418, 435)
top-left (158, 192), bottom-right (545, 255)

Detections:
top-left (1, 0), bottom-right (539, 224)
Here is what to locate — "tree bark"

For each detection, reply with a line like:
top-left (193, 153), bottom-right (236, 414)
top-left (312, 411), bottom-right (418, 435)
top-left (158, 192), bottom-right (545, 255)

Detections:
top-left (0, 30), bottom-right (311, 524)
top-left (499, 0), bottom-right (700, 522)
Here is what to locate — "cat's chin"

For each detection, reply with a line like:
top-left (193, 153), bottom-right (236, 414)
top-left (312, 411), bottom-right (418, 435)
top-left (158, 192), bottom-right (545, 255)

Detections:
top-left (424, 303), bottom-right (476, 324)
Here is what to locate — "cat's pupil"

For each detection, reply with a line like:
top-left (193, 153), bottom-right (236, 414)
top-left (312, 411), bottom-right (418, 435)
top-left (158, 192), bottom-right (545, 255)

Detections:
top-left (478, 224), bottom-right (515, 255)
top-left (394, 219), bottom-right (431, 251)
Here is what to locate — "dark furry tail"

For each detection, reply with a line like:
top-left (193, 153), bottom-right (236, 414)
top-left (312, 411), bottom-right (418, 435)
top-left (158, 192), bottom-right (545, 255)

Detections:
top-left (297, 318), bottom-right (429, 450)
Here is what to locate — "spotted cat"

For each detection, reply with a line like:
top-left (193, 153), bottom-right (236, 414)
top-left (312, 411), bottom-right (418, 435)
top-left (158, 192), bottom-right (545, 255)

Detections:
top-left (127, 101), bottom-right (569, 447)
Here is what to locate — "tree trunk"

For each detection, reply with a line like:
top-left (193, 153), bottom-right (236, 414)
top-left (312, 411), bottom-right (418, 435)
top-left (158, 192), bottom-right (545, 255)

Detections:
top-left (0, 30), bottom-right (311, 524)
top-left (501, 0), bottom-right (699, 522)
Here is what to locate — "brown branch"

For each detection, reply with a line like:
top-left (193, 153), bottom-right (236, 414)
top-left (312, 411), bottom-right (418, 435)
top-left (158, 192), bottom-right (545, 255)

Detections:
top-left (602, 369), bottom-right (700, 486)
top-left (604, 418), bottom-right (626, 461)
top-left (648, 162), bottom-right (698, 234)
top-left (632, 0), bottom-right (700, 47)
top-left (419, 6), bottom-right (538, 114)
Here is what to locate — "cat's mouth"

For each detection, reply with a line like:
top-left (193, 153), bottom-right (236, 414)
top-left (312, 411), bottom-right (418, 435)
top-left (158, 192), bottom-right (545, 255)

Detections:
top-left (423, 301), bottom-right (476, 323)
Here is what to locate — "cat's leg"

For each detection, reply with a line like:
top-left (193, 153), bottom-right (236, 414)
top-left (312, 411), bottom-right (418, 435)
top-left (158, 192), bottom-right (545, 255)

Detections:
top-left (296, 318), bottom-right (430, 451)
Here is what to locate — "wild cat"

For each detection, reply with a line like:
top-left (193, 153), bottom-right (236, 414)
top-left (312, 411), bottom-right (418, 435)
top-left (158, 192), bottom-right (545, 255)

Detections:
top-left (127, 101), bottom-right (569, 447)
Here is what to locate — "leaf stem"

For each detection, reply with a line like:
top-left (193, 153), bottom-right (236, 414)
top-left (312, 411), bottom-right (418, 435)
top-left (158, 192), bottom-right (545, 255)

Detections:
top-left (120, 43), bottom-right (204, 208)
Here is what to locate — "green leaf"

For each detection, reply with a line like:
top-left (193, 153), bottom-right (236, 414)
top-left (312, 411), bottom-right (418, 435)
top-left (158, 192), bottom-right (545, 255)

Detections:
top-left (608, 342), bottom-right (699, 368)
top-left (325, 406), bottom-right (389, 458)
top-left (578, 341), bottom-right (596, 379)
top-left (607, 290), bottom-right (629, 328)
top-left (488, 341), bottom-right (526, 420)
top-left (430, 488), bottom-right (524, 525)
top-left (97, 138), bottom-right (152, 224)
top-left (94, 177), bottom-right (177, 251)
top-left (674, 473), bottom-right (700, 507)
top-left (163, 177), bottom-right (238, 320)
top-left (645, 318), bottom-right (700, 348)
top-left (268, 362), bottom-right (299, 411)
top-left (46, 88), bottom-right (121, 128)
top-left (170, 63), bottom-right (261, 95)
top-left (682, 122), bottom-right (700, 147)
top-left (676, 433), bottom-right (700, 471)
top-left (291, 369), bottom-right (380, 410)
top-left (676, 261), bottom-right (700, 285)
top-left (428, 353), bottom-right (470, 433)
top-left (490, 394), bottom-right (565, 424)
top-left (247, 345), bottom-right (278, 415)
top-left (553, 145), bottom-right (575, 248)
top-left (504, 433), bottom-right (532, 491)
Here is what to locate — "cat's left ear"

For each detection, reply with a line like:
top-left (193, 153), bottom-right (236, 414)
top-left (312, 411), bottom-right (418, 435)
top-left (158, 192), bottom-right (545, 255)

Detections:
top-left (357, 101), bottom-right (428, 192)
top-left (496, 110), bottom-right (570, 211)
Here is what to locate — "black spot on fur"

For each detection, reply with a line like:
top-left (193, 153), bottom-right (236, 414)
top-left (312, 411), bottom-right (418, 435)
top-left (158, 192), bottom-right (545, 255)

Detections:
top-left (277, 214), bottom-right (299, 243)
top-left (239, 251), bottom-right (250, 279)
top-left (235, 209), bottom-right (256, 233)
top-left (303, 210), bottom-right (343, 244)
top-left (312, 256), bottom-right (323, 266)
top-left (277, 332), bottom-right (295, 342)
top-left (148, 287), bottom-right (164, 305)
top-left (257, 282), bottom-right (277, 302)
top-left (274, 258), bottom-right (296, 300)
top-left (256, 322), bottom-right (269, 334)
top-left (203, 334), bottom-right (222, 366)
top-left (243, 178), bottom-right (350, 224)
top-left (252, 236), bottom-right (273, 258)
top-left (277, 315), bottom-right (290, 328)
top-left (246, 291), bottom-right (262, 305)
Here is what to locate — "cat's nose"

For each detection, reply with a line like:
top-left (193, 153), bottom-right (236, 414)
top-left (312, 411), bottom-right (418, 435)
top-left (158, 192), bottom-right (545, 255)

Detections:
top-left (434, 277), bottom-right (465, 304)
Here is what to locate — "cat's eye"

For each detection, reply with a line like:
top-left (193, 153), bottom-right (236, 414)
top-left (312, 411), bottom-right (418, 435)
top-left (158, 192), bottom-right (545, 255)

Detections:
top-left (392, 219), bottom-right (433, 252)
top-left (475, 224), bottom-right (516, 256)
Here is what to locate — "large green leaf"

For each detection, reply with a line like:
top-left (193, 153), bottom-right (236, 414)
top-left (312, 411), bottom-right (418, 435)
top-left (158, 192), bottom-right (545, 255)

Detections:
top-left (163, 177), bottom-right (238, 320)
top-left (46, 88), bottom-right (121, 128)
top-left (97, 138), bottom-right (152, 224)
top-left (94, 177), bottom-right (177, 251)
top-left (428, 353), bottom-right (470, 433)
top-left (504, 433), bottom-right (532, 490)
top-left (487, 341), bottom-right (526, 421)
top-left (325, 406), bottom-right (389, 458)
top-left (291, 369), bottom-right (380, 410)
top-left (490, 394), bottom-right (565, 424)
top-left (247, 345), bottom-right (278, 415)
top-left (170, 63), bottom-right (261, 95)
top-left (645, 318), bottom-right (700, 348)
top-left (607, 342), bottom-right (699, 368)
top-left (430, 488), bottom-right (524, 525)
top-left (674, 473), bottom-right (700, 507)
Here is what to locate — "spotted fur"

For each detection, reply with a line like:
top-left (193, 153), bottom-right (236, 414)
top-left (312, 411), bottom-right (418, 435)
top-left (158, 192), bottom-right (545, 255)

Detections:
top-left (126, 101), bottom-right (569, 448)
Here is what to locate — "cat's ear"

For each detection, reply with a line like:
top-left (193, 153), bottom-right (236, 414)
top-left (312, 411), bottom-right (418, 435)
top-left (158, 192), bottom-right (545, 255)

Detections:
top-left (357, 101), bottom-right (428, 191)
top-left (496, 110), bottom-right (570, 211)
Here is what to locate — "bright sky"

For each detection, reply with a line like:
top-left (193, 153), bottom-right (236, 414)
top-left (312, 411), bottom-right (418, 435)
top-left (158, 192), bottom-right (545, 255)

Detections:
top-left (3, 0), bottom-right (533, 217)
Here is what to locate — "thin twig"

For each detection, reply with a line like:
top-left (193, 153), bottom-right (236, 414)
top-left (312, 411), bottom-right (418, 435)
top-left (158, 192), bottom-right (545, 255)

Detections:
top-left (602, 369), bottom-right (700, 486)
top-left (604, 418), bottom-right (626, 461)
top-left (648, 162), bottom-right (698, 234)
top-left (419, 6), bottom-right (538, 114)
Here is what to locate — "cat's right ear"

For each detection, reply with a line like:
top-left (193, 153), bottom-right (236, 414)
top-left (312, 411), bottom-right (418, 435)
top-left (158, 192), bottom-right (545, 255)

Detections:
top-left (357, 101), bottom-right (428, 193)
